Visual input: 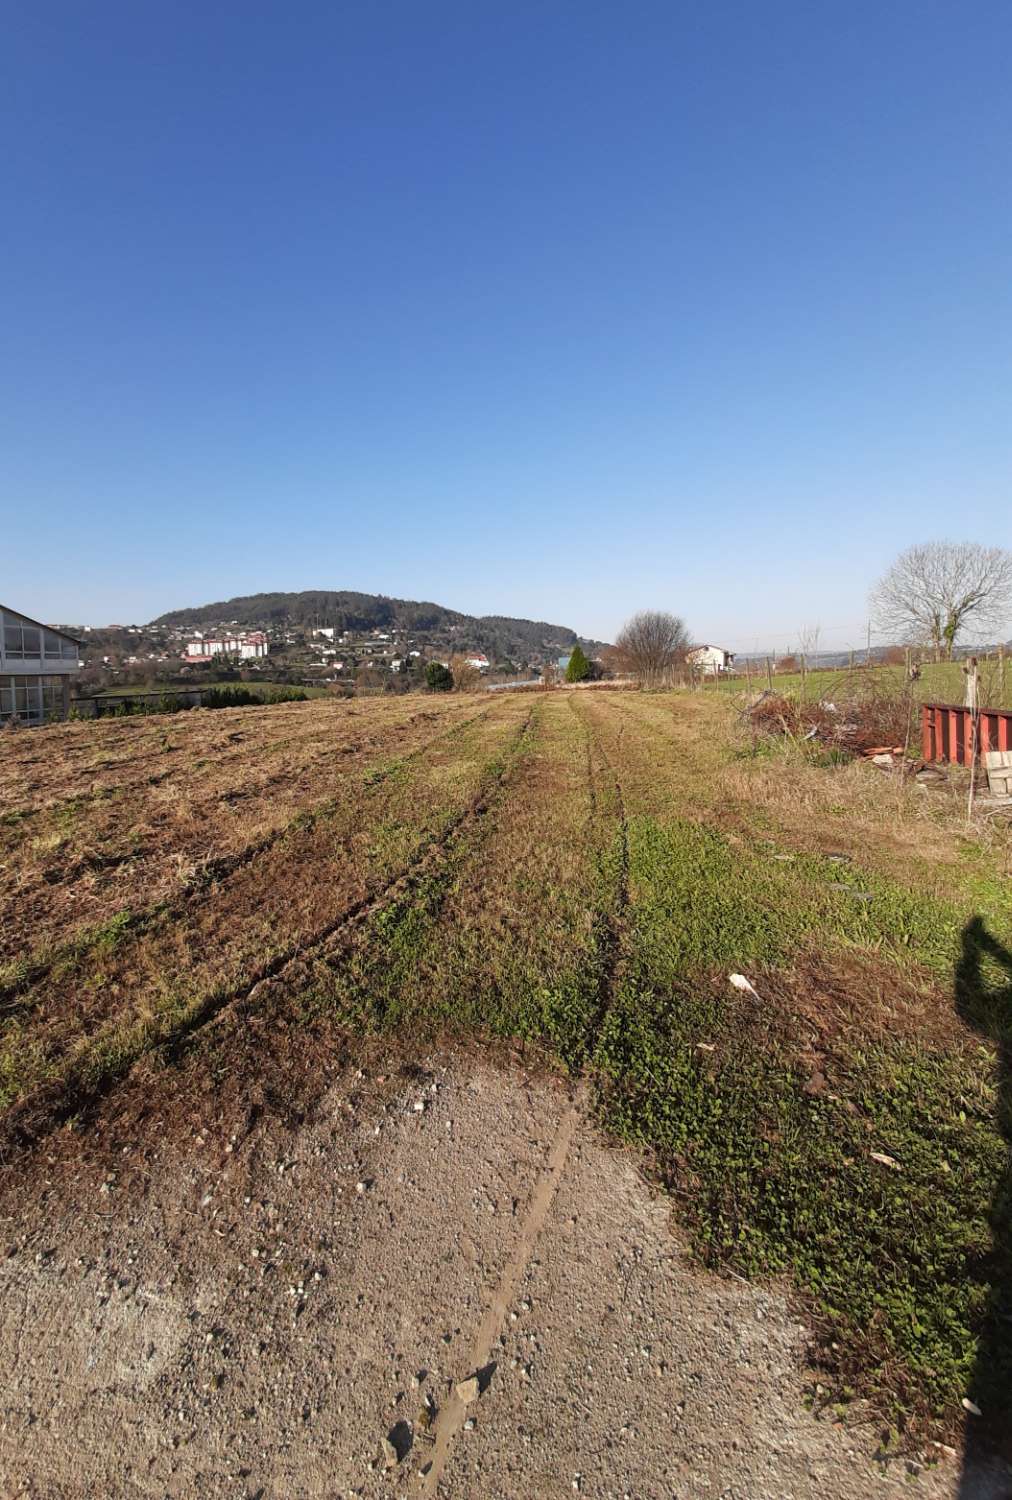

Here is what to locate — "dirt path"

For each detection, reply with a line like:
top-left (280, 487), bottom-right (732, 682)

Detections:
top-left (1, 1050), bottom-right (1006, 1499)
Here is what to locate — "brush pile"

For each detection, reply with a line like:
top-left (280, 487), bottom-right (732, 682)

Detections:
top-left (743, 673), bottom-right (915, 757)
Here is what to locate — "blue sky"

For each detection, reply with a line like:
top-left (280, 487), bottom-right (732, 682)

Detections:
top-left (3, 2), bottom-right (1010, 652)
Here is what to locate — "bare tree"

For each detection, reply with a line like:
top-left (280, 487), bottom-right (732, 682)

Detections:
top-left (449, 653), bottom-right (482, 693)
top-left (870, 542), bottom-right (1012, 661)
top-left (797, 624), bottom-right (821, 667)
top-left (613, 610), bottom-right (689, 687)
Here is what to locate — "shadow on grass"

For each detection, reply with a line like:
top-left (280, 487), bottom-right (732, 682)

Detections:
top-left (955, 917), bottom-right (1012, 1494)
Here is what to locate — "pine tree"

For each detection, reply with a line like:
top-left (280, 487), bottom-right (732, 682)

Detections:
top-left (565, 645), bottom-right (590, 683)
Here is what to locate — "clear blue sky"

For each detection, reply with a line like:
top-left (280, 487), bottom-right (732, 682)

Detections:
top-left (3, 2), bottom-right (1010, 652)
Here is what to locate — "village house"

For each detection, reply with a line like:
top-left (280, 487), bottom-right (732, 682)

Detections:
top-left (1, 603), bottom-right (81, 724)
top-left (464, 653), bottom-right (490, 672)
top-left (686, 644), bottom-right (735, 675)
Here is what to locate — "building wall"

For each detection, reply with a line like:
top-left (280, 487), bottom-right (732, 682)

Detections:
top-left (0, 675), bottom-right (70, 725)
top-left (0, 608), bottom-right (80, 723)
top-left (1, 610), bottom-right (80, 676)
top-left (688, 647), bottom-right (732, 674)
top-left (185, 636), bottom-right (269, 660)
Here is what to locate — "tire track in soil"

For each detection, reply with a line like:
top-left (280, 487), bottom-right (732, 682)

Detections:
top-left (418, 1097), bottom-right (581, 1499)
top-left (418, 696), bottom-right (628, 1494)
top-left (0, 705), bottom-right (534, 1160)
top-left (568, 693), bottom-right (630, 1054)
top-left (0, 702), bottom-right (497, 1009)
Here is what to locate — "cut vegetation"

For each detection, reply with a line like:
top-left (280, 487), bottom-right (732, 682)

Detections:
top-left (1, 688), bottom-right (1010, 1480)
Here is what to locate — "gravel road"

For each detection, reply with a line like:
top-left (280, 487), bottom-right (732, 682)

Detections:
top-left (0, 1051), bottom-right (1007, 1499)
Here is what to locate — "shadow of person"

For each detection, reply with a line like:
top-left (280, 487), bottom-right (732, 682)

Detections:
top-left (955, 917), bottom-right (1012, 1497)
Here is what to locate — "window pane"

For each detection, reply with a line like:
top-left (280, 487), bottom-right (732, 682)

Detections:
top-left (44, 631), bottom-right (61, 658)
top-left (42, 678), bottom-right (62, 719)
top-left (21, 627), bottom-right (40, 656)
top-left (4, 625), bottom-right (23, 658)
top-left (61, 639), bottom-right (77, 660)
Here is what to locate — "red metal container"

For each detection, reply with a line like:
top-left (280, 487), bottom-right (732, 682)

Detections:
top-left (921, 703), bottom-right (1012, 764)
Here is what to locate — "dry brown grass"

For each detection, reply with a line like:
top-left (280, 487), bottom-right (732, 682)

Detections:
top-left (601, 687), bottom-right (1012, 900)
top-left (0, 697), bottom-right (481, 964)
top-left (759, 943), bottom-right (972, 1053)
top-left (0, 697), bottom-right (531, 1123)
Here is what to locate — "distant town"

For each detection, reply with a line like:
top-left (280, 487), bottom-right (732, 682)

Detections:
top-left (62, 615), bottom-right (580, 698)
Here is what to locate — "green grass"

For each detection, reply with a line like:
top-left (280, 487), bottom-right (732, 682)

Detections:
top-left (274, 698), bottom-right (1012, 1439)
top-left (624, 815), bottom-right (973, 982)
top-left (596, 976), bottom-right (1007, 1428)
top-left (591, 800), bottom-right (1011, 1439)
top-left (80, 678), bottom-right (332, 700)
top-left (299, 697), bottom-right (627, 1073)
top-left (707, 659), bottom-right (1010, 708)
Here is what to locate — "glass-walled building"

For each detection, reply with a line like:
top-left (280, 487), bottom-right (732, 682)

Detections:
top-left (0, 605), bottom-right (81, 725)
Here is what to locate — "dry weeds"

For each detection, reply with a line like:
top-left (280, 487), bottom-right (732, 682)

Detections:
top-left (0, 697), bottom-right (480, 963)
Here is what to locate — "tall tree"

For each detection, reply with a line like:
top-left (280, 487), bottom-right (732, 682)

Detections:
top-left (565, 645), bottom-right (590, 682)
top-left (613, 610), bottom-right (689, 687)
top-left (870, 542), bottom-right (1012, 660)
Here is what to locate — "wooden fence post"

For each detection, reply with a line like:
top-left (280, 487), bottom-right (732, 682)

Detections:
top-left (964, 659), bottom-right (979, 712)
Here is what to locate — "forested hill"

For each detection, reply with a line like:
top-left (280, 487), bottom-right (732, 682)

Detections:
top-left (150, 590), bottom-right (593, 656)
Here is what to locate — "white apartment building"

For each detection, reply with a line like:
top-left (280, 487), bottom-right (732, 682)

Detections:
top-left (184, 632), bottom-right (269, 661)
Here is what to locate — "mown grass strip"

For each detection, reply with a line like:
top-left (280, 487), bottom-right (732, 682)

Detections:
top-left (300, 696), bottom-right (625, 1070)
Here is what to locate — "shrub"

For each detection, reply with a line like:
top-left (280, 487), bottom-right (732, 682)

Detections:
top-left (202, 685), bottom-right (307, 709)
top-left (425, 662), bottom-right (453, 692)
top-left (565, 645), bottom-right (591, 683)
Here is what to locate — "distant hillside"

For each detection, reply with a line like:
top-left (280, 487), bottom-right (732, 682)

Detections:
top-left (151, 590), bottom-right (595, 658)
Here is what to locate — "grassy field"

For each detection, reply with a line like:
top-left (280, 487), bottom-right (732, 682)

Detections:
top-left (2, 688), bottom-right (1010, 1449)
top-left (708, 658), bottom-right (1012, 709)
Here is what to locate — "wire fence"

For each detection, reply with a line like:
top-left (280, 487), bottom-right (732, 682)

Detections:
top-left (689, 650), bottom-right (1010, 711)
